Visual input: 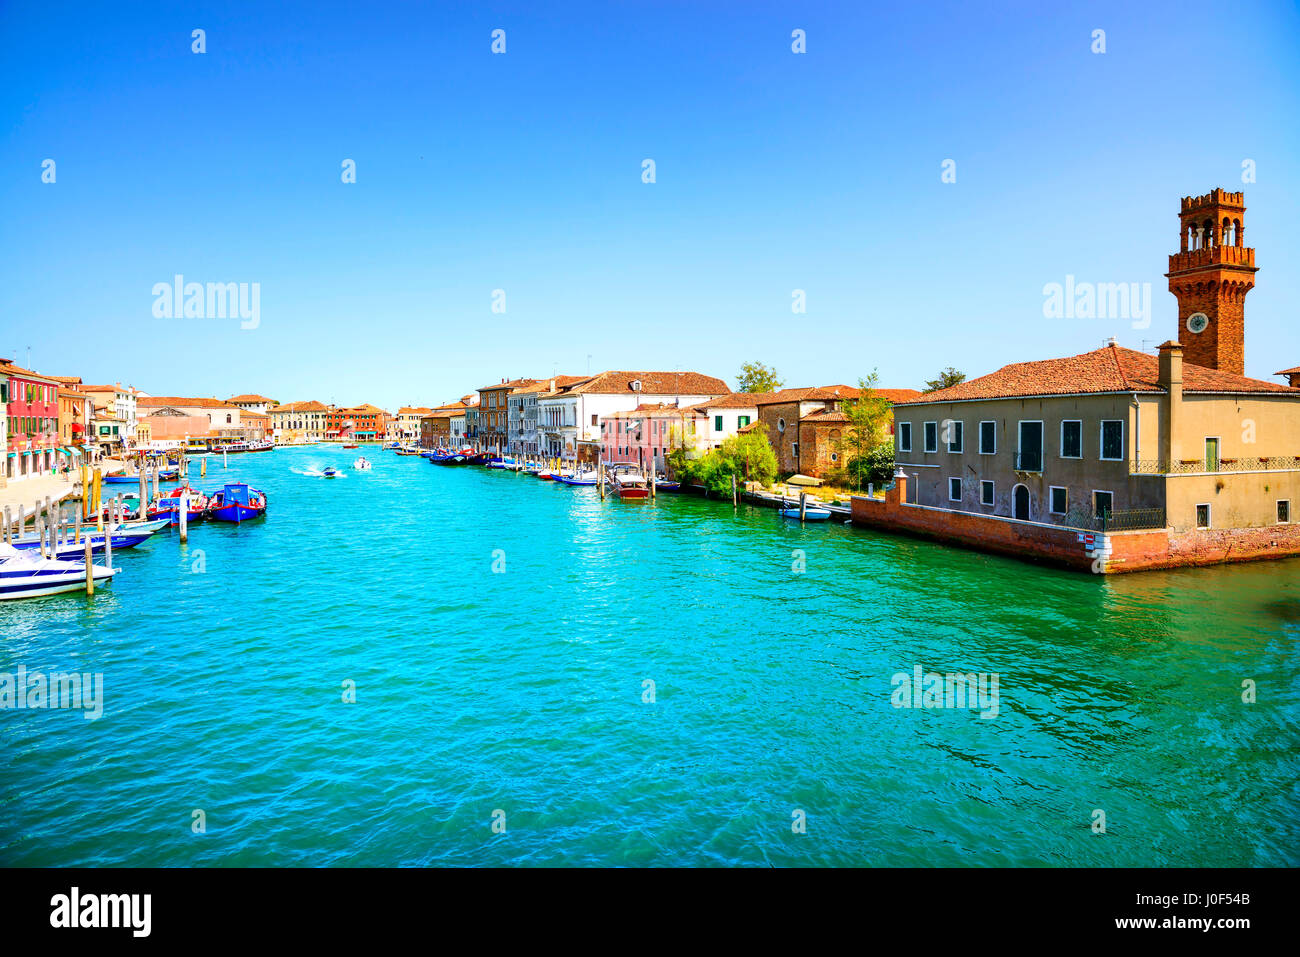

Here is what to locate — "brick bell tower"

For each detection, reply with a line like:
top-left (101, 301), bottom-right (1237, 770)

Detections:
top-left (1166, 188), bottom-right (1256, 375)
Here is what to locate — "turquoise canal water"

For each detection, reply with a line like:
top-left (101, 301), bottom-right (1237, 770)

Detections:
top-left (1, 445), bottom-right (1297, 867)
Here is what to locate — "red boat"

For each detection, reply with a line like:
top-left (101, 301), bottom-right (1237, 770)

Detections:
top-left (148, 485), bottom-right (210, 525)
top-left (608, 466), bottom-right (650, 500)
top-left (342, 444), bottom-right (359, 450)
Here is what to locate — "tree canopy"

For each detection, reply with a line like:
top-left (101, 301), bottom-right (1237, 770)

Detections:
top-left (668, 430), bottom-right (778, 495)
top-left (737, 361), bottom-right (783, 394)
top-left (922, 367), bottom-right (966, 393)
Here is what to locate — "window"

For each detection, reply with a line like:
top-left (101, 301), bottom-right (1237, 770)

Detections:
top-left (737, 415), bottom-right (751, 428)
top-left (1094, 491), bottom-right (1113, 519)
top-left (980, 480), bottom-right (994, 506)
top-left (923, 421), bottom-right (938, 453)
top-left (947, 421), bottom-right (963, 453)
top-left (1049, 486), bottom-right (1067, 515)
top-left (948, 477), bottom-right (962, 501)
top-left (777, 417), bottom-right (786, 433)
top-left (715, 415), bottom-right (724, 432)
top-left (1017, 421), bottom-right (1043, 472)
top-left (591, 414), bottom-right (598, 426)
top-left (1278, 501), bottom-right (1290, 524)
top-left (978, 421), bottom-right (996, 455)
top-left (898, 422), bottom-right (912, 452)
top-left (1060, 420), bottom-right (1082, 459)
top-left (1196, 503), bottom-right (1211, 529)
top-left (830, 452), bottom-right (838, 463)
top-left (791, 442), bottom-right (799, 460)
top-left (1100, 420), bottom-right (1124, 461)
top-left (1205, 437), bottom-right (1220, 472)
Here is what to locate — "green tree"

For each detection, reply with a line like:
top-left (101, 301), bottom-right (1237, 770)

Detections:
top-left (847, 442), bottom-right (896, 490)
top-left (671, 430), bottom-right (777, 494)
top-left (922, 366), bottom-right (965, 393)
top-left (736, 361), bottom-right (783, 394)
top-left (836, 372), bottom-right (892, 491)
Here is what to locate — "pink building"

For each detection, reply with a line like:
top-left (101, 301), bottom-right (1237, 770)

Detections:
top-left (600, 404), bottom-right (705, 473)
top-left (2, 357), bottom-right (61, 484)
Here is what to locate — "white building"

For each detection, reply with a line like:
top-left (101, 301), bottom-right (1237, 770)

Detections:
top-left (681, 392), bottom-right (767, 450)
top-left (536, 371), bottom-right (729, 461)
top-left (228, 394), bottom-right (279, 415)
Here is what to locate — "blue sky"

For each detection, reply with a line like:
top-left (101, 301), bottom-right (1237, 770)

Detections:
top-left (2, 0), bottom-right (1297, 408)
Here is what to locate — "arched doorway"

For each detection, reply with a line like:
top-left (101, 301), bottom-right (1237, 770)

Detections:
top-left (1013, 484), bottom-right (1030, 520)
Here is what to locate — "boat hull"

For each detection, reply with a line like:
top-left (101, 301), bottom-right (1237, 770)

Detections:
top-left (0, 561), bottom-right (118, 600)
top-left (209, 504), bottom-right (265, 523)
top-left (779, 508), bottom-right (832, 521)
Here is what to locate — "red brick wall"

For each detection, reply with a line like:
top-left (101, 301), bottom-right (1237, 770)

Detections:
top-left (851, 494), bottom-right (1300, 574)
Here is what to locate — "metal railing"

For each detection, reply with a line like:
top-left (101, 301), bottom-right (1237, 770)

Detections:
top-left (1093, 507), bottom-right (1166, 531)
top-left (1130, 456), bottom-right (1300, 474)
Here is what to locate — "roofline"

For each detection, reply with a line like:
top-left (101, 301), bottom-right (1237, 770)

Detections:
top-left (894, 387), bottom-right (1300, 406)
top-left (894, 390), bottom-right (1160, 406)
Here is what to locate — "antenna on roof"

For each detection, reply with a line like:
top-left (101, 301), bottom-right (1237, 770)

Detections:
top-left (1103, 336), bottom-right (1118, 348)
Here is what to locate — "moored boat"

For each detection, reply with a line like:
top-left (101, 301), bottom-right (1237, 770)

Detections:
top-left (0, 545), bottom-right (119, 599)
top-left (208, 483), bottom-right (268, 523)
top-left (104, 466), bottom-right (179, 485)
top-left (9, 520), bottom-right (169, 559)
top-left (147, 486), bottom-right (209, 525)
top-left (607, 466), bottom-right (650, 500)
top-left (779, 499), bottom-right (833, 521)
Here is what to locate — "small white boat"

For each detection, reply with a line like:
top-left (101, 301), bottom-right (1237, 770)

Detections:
top-left (0, 545), bottom-right (119, 600)
top-left (322, 466), bottom-right (340, 478)
top-left (779, 500), bottom-right (832, 521)
top-left (353, 457), bottom-right (372, 470)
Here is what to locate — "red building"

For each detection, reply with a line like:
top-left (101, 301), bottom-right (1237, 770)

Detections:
top-left (325, 405), bottom-right (384, 440)
top-left (2, 357), bottom-right (62, 484)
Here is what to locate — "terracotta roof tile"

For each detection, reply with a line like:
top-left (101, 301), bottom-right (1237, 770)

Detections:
top-left (900, 345), bottom-right (1298, 404)
top-left (139, 395), bottom-right (242, 410)
top-left (682, 392), bottom-right (773, 411)
top-left (567, 371), bottom-right (729, 396)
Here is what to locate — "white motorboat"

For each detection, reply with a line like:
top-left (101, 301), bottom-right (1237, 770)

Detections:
top-left (0, 544), bottom-right (119, 600)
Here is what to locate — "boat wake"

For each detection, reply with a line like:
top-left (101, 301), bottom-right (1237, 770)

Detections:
top-left (292, 466), bottom-right (346, 478)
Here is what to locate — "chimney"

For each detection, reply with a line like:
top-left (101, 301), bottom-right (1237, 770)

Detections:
top-left (1157, 341), bottom-right (1183, 468)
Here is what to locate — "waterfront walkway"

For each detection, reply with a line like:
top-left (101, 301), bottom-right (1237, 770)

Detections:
top-left (0, 458), bottom-right (126, 522)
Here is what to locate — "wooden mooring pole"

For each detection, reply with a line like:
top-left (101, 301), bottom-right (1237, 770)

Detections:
top-left (84, 538), bottom-right (94, 596)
